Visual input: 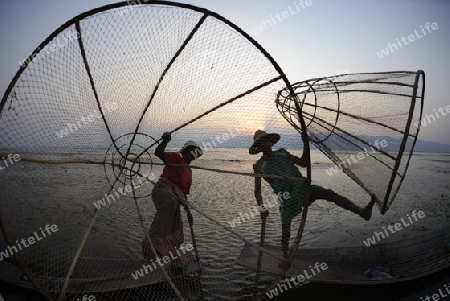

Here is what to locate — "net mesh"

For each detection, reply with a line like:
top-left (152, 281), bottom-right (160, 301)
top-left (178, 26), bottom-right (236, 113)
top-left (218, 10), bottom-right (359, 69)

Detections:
top-left (0, 2), bottom-right (310, 300)
top-left (276, 71), bottom-right (425, 214)
top-left (0, 2), bottom-right (424, 301)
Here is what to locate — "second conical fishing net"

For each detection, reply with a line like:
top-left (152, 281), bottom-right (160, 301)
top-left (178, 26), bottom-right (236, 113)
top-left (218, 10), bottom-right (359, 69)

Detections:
top-left (276, 71), bottom-right (425, 214)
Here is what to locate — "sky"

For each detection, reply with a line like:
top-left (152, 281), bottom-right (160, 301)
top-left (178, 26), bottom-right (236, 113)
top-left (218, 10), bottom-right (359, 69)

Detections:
top-left (1, 0), bottom-right (449, 144)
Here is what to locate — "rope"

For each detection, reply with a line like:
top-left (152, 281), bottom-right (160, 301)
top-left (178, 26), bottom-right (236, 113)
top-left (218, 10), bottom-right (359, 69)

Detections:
top-left (155, 162), bottom-right (307, 183)
top-left (0, 154), bottom-right (102, 165)
top-left (55, 167), bottom-right (183, 301)
top-left (4, 144), bottom-right (308, 298)
top-left (128, 170), bottom-right (286, 263)
top-left (4, 154), bottom-right (307, 183)
top-left (117, 168), bottom-right (288, 301)
top-left (184, 201), bottom-right (285, 262)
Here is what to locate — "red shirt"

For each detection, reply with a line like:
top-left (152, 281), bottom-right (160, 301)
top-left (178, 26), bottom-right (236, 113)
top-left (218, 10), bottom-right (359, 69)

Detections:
top-left (160, 152), bottom-right (192, 195)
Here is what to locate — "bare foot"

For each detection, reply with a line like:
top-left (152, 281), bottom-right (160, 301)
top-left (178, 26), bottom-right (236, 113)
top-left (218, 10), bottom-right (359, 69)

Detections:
top-left (360, 195), bottom-right (376, 221)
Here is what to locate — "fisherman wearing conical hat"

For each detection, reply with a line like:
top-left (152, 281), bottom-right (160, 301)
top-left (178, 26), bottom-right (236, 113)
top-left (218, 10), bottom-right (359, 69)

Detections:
top-left (250, 130), bottom-right (376, 259)
top-left (142, 132), bottom-right (203, 269)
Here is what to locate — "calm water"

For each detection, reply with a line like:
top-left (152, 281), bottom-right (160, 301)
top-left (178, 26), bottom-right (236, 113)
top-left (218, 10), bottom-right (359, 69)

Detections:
top-left (0, 149), bottom-right (449, 300)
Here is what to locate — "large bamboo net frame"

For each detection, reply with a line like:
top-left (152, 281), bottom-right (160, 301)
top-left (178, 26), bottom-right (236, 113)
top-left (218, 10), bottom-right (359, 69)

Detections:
top-left (0, 1), bottom-right (312, 300)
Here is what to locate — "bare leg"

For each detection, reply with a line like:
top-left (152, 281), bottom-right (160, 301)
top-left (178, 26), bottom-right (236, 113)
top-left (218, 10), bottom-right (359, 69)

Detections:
top-left (311, 187), bottom-right (375, 220)
top-left (142, 181), bottom-right (185, 267)
top-left (281, 221), bottom-right (291, 258)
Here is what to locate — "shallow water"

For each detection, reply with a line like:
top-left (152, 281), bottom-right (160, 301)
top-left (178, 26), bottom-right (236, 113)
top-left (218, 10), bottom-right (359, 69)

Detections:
top-left (0, 149), bottom-right (449, 300)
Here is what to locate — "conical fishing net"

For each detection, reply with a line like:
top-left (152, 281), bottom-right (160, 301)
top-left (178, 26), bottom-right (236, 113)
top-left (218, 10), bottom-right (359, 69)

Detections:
top-left (0, 2), bottom-right (313, 300)
top-left (0, 2), bottom-right (424, 301)
top-left (276, 71), bottom-right (425, 214)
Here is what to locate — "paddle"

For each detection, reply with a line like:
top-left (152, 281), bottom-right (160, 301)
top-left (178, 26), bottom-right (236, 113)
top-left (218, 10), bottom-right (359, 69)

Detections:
top-left (181, 202), bottom-right (202, 275)
top-left (255, 215), bottom-right (267, 296)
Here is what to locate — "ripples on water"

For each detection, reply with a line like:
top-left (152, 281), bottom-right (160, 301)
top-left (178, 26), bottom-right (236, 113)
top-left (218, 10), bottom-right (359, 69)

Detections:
top-left (0, 149), bottom-right (449, 299)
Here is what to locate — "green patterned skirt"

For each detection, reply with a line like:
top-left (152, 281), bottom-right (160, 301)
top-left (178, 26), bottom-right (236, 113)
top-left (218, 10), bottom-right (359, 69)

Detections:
top-left (280, 181), bottom-right (317, 224)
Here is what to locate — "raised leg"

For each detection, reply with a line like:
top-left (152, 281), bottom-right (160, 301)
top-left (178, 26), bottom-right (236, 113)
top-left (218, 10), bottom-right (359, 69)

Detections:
top-left (311, 186), bottom-right (375, 220)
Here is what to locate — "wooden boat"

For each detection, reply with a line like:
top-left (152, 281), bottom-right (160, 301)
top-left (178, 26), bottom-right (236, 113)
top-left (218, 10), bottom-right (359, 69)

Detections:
top-left (2, 227), bottom-right (449, 299)
top-left (237, 227), bottom-right (450, 284)
top-left (0, 253), bottom-right (201, 295)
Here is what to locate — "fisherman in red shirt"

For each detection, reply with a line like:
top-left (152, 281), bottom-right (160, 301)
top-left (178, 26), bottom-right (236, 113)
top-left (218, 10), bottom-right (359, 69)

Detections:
top-left (142, 132), bottom-right (203, 269)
